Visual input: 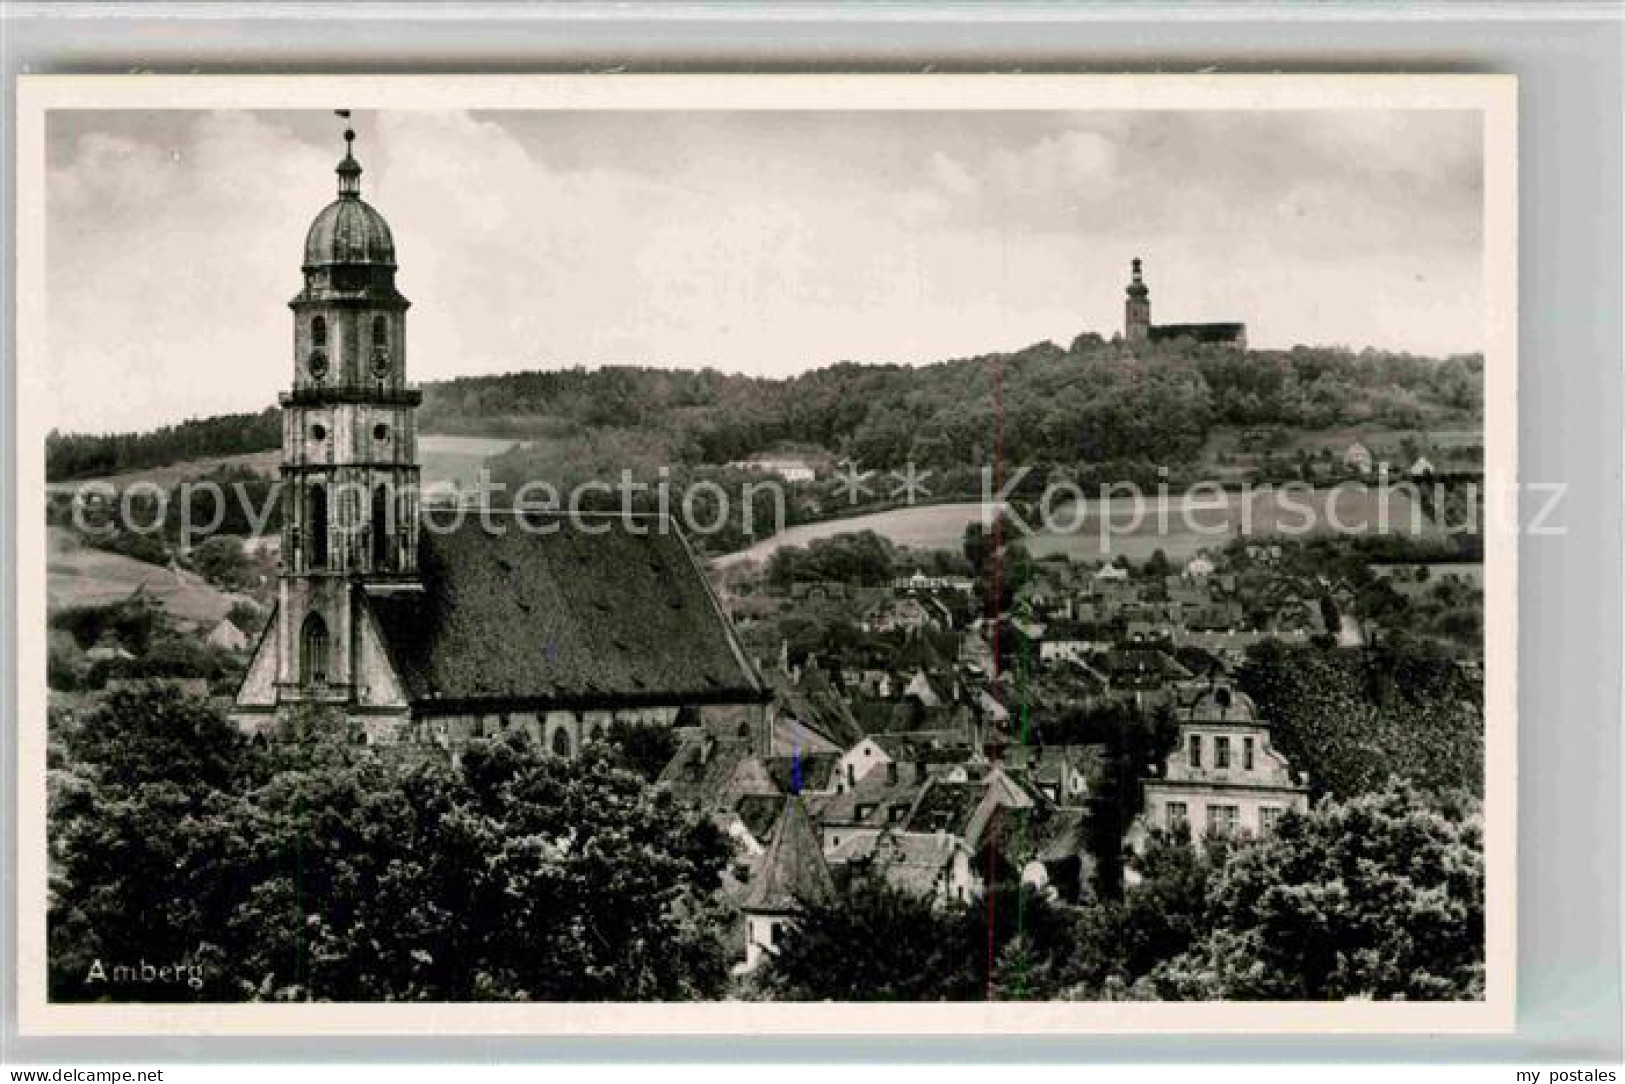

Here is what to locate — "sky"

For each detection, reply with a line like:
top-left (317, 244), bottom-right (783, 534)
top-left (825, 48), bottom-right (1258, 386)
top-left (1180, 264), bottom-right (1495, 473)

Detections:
top-left (45, 108), bottom-right (1484, 434)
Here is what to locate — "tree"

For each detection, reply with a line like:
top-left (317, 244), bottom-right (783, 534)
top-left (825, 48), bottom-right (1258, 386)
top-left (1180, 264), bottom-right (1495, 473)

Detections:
top-left (1149, 782), bottom-right (1484, 1000)
top-left (1144, 548), bottom-right (1173, 578)
top-left (49, 692), bottom-right (736, 1003)
top-left (189, 535), bottom-right (252, 590)
top-left (1238, 640), bottom-right (1483, 799)
top-left (64, 682), bottom-right (248, 792)
top-left (757, 874), bottom-right (1078, 1002)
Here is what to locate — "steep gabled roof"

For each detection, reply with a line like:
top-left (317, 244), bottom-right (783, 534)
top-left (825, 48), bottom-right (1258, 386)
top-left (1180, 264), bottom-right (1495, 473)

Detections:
top-left (743, 796), bottom-right (836, 915)
top-left (367, 511), bottom-right (765, 711)
top-left (656, 733), bottom-right (777, 813)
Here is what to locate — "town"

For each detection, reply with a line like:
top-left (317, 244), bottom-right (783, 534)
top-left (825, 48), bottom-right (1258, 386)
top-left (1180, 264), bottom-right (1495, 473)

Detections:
top-left (41, 123), bottom-right (1488, 1004)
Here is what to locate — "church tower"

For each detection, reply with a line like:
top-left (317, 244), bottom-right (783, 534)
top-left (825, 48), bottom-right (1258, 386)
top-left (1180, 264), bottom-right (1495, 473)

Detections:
top-left (1124, 257), bottom-right (1151, 343)
top-left (273, 122), bottom-right (420, 710)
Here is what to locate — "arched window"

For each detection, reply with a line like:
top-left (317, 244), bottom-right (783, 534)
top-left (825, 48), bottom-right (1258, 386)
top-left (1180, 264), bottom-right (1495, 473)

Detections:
top-left (372, 315), bottom-right (388, 353)
top-left (311, 315), bottom-right (327, 348)
top-left (301, 613), bottom-right (329, 686)
top-left (551, 726), bottom-right (574, 759)
top-left (308, 483), bottom-right (329, 569)
top-left (371, 483), bottom-right (391, 569)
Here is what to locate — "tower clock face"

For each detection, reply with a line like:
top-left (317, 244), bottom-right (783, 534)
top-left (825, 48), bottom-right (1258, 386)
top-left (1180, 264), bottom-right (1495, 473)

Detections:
top-left (370, 347), bottom-right (391, 378)
top-left (308, 349), bottom-right (329, 381)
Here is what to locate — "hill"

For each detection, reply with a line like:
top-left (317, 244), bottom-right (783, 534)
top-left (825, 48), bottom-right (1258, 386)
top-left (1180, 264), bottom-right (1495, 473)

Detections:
top-left (46, 335), bottom-right (1483, 484)
top-left (47, 527), bottom-right (250, 627)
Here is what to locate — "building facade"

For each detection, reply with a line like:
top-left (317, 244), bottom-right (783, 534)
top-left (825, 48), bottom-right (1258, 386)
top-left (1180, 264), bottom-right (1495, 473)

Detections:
top-left (1134, 682), bottom-right (1309, 852)
top-left (233, 127), bottom-right (770, 749)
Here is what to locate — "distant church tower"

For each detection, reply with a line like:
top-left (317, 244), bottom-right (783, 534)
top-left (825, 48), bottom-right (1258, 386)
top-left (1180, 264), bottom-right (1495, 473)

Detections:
top-left (1124, 257), bottom-right (1151, 343)
top-left (274, 123), bottom-right (420, 710)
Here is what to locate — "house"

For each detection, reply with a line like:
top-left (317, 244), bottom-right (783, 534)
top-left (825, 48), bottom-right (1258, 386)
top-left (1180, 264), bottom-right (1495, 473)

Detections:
top-left (999, 744), bottom-right (1107, 807)
top-left (1037, 621), bottom-right (1113, 665)
top-left (1343, 441), bottom-right (1374, 475)
top-left (85, 631), bottom-right (134, 663)
top-left (810, 759), bottom-right (933, 849)
top-left (825, 829), bottom-right (980, 906)
top-left (864, 595), bottom-right (938, 634)
top-left (739, 796), bottom-right (835, 972)
top-left (1131, 682), bottom-right (1309, 856)
top-left (232, 130), bottom-right (770, 750)
top-left (656, 732), bottom-right (779, 816)
top-left (729, 455), bottom-right (817, 484)
top-left (206, 617), bottom-right (250, 653)
top-left (891, 570), bottom-right (974, 594)
top-left (1184, 554), bottom-right (1216, 579)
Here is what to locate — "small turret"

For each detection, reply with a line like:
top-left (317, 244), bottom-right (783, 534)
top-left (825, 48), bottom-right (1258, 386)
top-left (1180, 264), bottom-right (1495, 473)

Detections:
top-left (1124, 257), bottom-right (1151, 342)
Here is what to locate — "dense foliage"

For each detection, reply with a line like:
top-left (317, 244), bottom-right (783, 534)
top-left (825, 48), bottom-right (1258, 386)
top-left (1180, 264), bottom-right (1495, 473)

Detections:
top-left (49, 688), bottom-right (734, 1002)
top-left (1239, 640), bottom-right (1483, 799)
top-left (1148, 783), bottom-right (1484, 1000)
top-left (754, 876), bottom-right (1081, 1002)
top-left (47, 340), bottom-right (1481, 484)
top-left (47, 409), bottom-right (280, 482)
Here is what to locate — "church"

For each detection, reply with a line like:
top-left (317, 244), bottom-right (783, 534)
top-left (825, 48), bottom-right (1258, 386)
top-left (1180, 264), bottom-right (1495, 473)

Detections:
top-left (1123, 257), bottom-right (1247, 349)
top-left (232, 129), bottom-right (770, 753)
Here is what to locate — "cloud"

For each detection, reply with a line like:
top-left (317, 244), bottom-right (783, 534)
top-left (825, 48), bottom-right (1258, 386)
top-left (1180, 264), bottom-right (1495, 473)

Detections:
top-left (44, 108), bottom-right (1485, 433)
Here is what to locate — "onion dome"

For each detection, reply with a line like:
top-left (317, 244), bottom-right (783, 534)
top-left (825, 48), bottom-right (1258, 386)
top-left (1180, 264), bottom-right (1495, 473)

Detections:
top-left (302, 127), bottom-right (396, 270)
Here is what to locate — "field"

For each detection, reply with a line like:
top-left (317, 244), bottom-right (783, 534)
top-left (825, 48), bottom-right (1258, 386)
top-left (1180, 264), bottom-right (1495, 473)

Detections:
top-left (47, 526), bottom-right (251, 627)
top-left (717, 486), bottom-right (1441, 568)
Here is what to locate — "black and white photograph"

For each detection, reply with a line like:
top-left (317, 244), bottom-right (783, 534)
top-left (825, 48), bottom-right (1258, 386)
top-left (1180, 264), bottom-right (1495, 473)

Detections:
top-left (13, 74), bottom-right (1517, 1035)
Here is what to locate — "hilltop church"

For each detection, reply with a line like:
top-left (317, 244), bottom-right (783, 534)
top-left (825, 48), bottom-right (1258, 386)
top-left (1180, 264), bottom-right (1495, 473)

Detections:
top-left (1123, 257), bottom-right (1247, 349)
top-left (232, 128), bottom-right (770, 753)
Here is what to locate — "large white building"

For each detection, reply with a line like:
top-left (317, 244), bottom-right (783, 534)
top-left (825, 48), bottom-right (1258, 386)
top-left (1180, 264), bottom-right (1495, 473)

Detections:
top-left (1132, 682), bottom-right (1309, 852)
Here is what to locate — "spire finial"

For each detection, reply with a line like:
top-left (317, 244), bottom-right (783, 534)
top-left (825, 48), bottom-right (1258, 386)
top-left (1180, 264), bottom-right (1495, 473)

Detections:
top-left (335, 109), bottom-right (362, 197)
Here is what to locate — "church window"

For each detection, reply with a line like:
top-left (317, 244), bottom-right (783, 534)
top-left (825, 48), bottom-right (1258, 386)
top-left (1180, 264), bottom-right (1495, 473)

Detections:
top-left (372, 315), bottom-right (388, 352)
top-left (551, 726), bottom-right (574, 759)
top-left (308, 484), bottom-right (329, 569)
top-left (301, 613), bottom-right (330, 686)
top-left (371, 483), bottom-right (390, 568)
top-left (311, 315), bottom-right (327, 347)
top-left (373, 423), bottom-right (389, 441)
top-left (310, 423), bottom-right (327, 442)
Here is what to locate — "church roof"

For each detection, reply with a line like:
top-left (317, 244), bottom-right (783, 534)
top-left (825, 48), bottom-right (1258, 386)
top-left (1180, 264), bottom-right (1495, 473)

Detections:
top-left (367, 510), bottom-right (767, 713)
top-left (743, 796), bottom-right (836, 915)
top-left (1148, 322), bottom-right (1246, 344)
